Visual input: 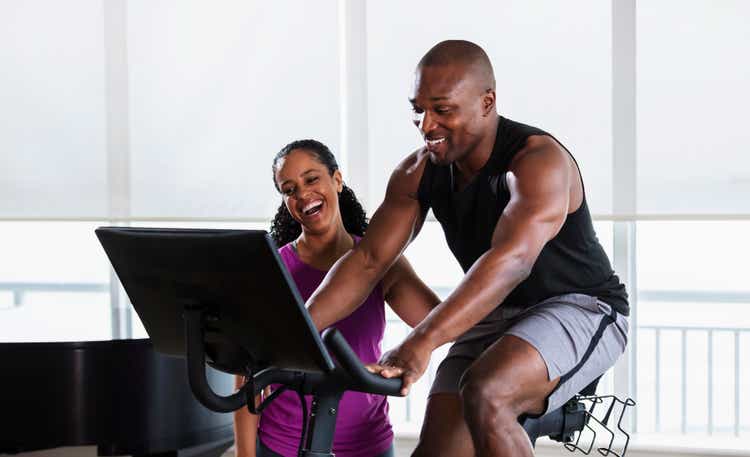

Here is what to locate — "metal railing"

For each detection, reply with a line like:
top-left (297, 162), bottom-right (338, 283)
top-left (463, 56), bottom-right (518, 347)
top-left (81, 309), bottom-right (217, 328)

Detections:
top-left (640, 324), bottom-right (748, 437)
top-left (0, 282), bottom-right (109, 307)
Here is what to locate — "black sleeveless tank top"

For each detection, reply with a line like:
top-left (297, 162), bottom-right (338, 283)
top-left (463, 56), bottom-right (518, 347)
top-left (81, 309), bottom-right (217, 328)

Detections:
top-left (417, 116), bottom-right (629, 315)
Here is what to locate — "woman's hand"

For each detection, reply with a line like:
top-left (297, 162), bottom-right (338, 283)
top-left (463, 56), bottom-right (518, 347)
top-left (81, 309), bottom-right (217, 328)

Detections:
top-left (233, 375), bottom-right (261, 457)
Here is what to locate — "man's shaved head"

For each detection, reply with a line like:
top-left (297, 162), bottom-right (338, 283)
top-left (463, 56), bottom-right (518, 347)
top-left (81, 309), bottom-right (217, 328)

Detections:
top-left (410, 40), bottom-right (499, 167)
top-left (418, 40), bottom-right (495, 91)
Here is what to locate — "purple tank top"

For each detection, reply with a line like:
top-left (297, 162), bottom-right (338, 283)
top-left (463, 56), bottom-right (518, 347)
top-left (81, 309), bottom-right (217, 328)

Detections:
top-left (257, 239), bottom-right (393, 457)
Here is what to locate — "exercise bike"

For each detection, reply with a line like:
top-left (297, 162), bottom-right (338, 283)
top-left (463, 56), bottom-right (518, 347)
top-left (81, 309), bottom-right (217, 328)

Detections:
top-left (96, 227), bottom-right (634, 457)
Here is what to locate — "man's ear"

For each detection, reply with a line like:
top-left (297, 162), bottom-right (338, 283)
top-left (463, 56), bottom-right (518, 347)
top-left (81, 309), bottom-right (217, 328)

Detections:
top-left (482, 89), bottom-right (496, 116)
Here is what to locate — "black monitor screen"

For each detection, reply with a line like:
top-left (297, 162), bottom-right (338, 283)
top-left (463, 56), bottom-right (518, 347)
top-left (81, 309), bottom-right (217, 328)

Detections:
top-left (96, 227), bottom-right (334, 374)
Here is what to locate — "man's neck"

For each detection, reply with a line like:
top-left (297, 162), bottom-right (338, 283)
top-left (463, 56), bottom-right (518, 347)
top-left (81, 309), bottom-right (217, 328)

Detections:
top-left (453, 114), bottom-right (500, 183)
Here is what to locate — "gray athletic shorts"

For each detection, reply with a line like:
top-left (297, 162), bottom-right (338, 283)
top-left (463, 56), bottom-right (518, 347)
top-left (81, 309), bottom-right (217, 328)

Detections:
top-left (430, 293), bottom-right (629, 414)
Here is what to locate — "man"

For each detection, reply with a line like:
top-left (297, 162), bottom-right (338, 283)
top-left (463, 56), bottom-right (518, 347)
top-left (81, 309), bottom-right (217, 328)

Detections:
top-left (306, 40), bottom-right (629, 457)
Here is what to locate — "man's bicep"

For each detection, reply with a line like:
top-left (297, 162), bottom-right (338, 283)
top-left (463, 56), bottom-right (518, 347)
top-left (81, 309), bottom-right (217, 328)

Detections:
top-left (491, 199), bottom-right (564, 268)
top-left (490, 147), bottom-right (571, 261)
top-left (358, 191), bottom-right (424, 270)
top-left (357, 155), bottom-right (426, 270)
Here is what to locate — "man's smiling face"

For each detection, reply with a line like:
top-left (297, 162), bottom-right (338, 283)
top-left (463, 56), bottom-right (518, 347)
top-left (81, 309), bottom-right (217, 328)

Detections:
top-left (410, 63), bottom-right (489, 166)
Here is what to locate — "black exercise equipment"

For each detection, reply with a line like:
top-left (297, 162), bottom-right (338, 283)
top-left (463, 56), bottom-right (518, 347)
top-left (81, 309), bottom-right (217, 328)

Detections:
top-left (96, 227), bottom-right (633, 457)
top-left (521, 378), bottom-right (635, 457)
top-left (96, 227), bottom-right (402, 457)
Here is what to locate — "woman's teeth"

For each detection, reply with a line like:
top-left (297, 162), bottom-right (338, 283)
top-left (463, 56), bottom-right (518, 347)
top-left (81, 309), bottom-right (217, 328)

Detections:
top-left (303, 201), bottom-right (323, 215)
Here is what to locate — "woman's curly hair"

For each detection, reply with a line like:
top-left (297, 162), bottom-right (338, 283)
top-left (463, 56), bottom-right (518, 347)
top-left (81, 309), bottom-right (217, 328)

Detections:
top-left (270, 139), bottom-right (368, 247)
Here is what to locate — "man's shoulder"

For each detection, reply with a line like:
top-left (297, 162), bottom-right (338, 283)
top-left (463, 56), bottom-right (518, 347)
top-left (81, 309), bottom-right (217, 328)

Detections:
top-left (509, 135), bottom-right (568, 171)
top-left (395, 147), bottom-right (430, 175)
top-left (388, 147), bottom-right (430, 191)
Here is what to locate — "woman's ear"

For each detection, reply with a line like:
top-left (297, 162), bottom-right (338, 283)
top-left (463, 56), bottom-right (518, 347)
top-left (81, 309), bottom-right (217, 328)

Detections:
top-left (333, 169), bottom-right (344, 193)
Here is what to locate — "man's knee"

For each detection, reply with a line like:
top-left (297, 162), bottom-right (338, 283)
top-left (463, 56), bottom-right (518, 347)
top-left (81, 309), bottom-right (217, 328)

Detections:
top-left (459, 365), bottom-right (519, 423)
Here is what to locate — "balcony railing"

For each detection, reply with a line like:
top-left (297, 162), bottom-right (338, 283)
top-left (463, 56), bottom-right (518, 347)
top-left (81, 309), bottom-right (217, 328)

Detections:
top-left (640, 325), bottom-right (748, 437)
top-left (0, 282), bottom-right (109, 308)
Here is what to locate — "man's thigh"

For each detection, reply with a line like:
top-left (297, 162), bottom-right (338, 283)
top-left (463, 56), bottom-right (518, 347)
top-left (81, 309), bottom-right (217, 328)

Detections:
top-left (412, 392), bottom-right (474, 457)
top-left (431, 293), bottom-right (628, 414)
top-left (460, 334), bottom-right (558, 417)
top-left (503, 294), bottom-right (628, 413)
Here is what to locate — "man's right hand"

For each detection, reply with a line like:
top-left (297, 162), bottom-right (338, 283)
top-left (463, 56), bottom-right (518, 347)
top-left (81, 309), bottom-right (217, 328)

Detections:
top-left (366, 330), bottom-right (435, 395)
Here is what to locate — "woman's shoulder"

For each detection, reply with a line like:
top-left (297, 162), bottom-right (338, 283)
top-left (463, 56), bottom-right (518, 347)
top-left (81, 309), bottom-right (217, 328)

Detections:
top-left (277, 241), bottom-right (293, 255)
top-left (276, 242), bottom-right (297, 268)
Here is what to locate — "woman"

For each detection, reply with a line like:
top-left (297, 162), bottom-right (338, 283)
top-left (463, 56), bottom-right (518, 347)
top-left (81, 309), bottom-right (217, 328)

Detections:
top-left (233, 139), bottom-right (439, 457)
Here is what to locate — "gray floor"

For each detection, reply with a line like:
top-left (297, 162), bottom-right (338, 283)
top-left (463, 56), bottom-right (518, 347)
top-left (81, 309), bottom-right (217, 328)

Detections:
top-left (0, 439), bottom-right (575, 457)
top-left (0, 442), bottom-right (421, 457)
top-left (3, 440), bottom-right (730, 457)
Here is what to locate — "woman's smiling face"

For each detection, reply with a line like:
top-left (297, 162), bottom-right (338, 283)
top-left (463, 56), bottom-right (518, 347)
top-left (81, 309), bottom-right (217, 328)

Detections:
top-left (274, 148), bottom-right (343, 236)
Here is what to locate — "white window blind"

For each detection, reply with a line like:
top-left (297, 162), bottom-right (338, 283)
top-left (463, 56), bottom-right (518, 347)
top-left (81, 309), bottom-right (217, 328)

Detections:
top-left (365, 0), bottom-right (613, 214)
top-left (127, 0), bottom-right (341, 219)
top-left (0, 1), bottom-right (108, 218)
top-left (637, 0), bottom-right (750, 215)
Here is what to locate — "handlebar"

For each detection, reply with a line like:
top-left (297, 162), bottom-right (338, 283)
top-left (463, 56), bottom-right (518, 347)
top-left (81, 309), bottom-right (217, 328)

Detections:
top-left (322, 328), bottom-right (404, 397)
top-left (184, 310), bottom-right (404, 414)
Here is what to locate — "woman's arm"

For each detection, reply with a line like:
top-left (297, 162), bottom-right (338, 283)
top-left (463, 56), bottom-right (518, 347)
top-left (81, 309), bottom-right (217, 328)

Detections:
top-left (381, 255), bottom-right (441, 328)
top-left (233, 375), bottom-right (260, 457)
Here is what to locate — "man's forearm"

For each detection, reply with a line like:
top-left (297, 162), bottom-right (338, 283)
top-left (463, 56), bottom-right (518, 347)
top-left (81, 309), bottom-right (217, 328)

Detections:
top-left (307, 246), bottom-right (386, 330)
top-left (413, 249), bottom-right (531, 349)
